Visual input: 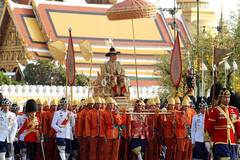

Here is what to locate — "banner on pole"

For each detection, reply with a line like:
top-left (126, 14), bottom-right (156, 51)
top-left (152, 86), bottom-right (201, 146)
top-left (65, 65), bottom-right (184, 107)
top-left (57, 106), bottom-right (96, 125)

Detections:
top-left (66, 28), bottom-right (76, 86)
top-left (170, 32), bottom-right (182, 89)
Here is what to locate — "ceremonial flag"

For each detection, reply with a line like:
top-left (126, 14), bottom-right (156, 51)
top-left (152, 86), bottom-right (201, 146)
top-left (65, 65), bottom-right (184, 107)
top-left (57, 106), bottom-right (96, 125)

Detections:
top-left (214, 48), bottom-right (232, 65)
top-left (170, 32), bottom-right (182, 89)
top-left (66, 28), bottom-right (76, 86)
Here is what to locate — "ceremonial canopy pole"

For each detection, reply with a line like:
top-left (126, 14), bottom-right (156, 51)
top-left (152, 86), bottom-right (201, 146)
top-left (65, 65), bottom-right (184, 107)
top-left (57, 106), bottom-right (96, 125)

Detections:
top-left (66, 28), bottom-right (76, 104)
top-left (106, 0), bottom-right (156, 98)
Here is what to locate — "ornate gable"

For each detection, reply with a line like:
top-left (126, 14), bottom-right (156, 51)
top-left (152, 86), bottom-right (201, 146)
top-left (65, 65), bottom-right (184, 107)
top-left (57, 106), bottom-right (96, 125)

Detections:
top-left (0, 13), bottom-right (27, 72)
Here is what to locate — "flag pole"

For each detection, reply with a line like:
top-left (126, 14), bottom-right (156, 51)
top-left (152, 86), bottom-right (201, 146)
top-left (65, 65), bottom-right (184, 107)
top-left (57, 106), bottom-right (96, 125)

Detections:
top-left (201, 49), bottom-right (204, 97)
top-left (66, 58), bottom-right (68, 100)
top-left (66, 27), bottom-right (76, 103)
top-left (88, 56), bottom-right (93, 98)
top-left (71, 86), bottom-right (73, 105)
top-left (211, 48), bottom-right (216, 107)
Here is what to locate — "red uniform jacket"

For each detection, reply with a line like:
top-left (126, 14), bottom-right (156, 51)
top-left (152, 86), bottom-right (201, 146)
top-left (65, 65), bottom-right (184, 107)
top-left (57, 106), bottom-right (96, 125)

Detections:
top-left (206, 105), bottom-right (240, 144)
top-left (18, 114), bottom-right (40, 142)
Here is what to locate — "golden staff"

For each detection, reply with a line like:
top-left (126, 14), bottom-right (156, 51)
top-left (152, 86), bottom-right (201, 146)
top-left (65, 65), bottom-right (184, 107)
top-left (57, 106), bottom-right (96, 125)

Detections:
top-left (65, 58), bottom-right (68, 100)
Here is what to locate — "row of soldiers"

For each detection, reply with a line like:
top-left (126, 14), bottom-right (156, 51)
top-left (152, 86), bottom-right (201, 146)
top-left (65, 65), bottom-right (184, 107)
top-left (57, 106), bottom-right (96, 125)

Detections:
top-left (0, 89), bottom-right (239, 160)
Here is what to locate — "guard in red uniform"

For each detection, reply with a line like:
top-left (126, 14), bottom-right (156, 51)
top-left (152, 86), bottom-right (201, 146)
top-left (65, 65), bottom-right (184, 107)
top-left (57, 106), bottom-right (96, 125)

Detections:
top-left (206, 89), bottom-right (240, 159)
top-left (17, 99), bottom-right (41, 160)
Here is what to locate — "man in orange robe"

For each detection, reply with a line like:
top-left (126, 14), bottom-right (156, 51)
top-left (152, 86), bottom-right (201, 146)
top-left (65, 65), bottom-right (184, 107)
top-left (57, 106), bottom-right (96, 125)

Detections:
top-left (118, 107), bottom-right (129, 160)
top-left (85, 97), bottom-right (105, 160)
top-left (145, 99), bottom-right (160, 160)
top-left (185, 96), bottom-right (196, 160)
top-left (78, 98), bottom-right (94, 160)
top-left (175, 97), bottom-right (188, 160)
top-left (160, 97), bottom-right (176, 160)
top-left (103, 97), bottom-right (122, 160)
top-left (45, 99), bottom-right (58, 160)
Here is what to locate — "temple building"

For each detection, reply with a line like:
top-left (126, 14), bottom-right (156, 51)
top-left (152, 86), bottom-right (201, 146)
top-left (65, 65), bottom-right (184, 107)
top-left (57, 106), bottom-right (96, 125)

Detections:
top-left (0, 0), bottom-right (196, 86)
top-left (176, 0), bottom-right (216, 34)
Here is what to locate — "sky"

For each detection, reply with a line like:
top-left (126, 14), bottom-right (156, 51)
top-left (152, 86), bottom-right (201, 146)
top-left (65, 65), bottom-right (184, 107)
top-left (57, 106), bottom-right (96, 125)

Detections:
top-left (151, 0), bottom-right (239, 20)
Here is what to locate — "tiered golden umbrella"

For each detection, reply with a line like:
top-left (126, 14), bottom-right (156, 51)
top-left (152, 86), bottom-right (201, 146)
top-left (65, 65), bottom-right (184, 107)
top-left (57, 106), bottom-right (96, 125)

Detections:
top-left (79, 40), bottom-right (93, 97)
top-left (48, 40), bottom-right (66, 65)
top-left (106, 0), bottom-right (156, 98)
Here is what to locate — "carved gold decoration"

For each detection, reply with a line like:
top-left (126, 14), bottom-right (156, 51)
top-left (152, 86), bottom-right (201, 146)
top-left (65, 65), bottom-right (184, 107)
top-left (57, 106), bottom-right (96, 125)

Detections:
top-left (0, 19), bottom-right (27, 71)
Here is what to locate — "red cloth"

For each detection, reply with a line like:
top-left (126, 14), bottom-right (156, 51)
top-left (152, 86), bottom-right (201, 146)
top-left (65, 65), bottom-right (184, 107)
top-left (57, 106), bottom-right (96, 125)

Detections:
top-left (103, 139), bottom-right (120, 160)
top-left (160, 111), bottom-right (175, 139)
top-left (45, 137), bottom-right (58, 160)
top-left (48, 111), bottom-right (56, 137)
top-left (79, 138), bottom-right (89, 160)
top-left (76, 108), bottom-right (90, 137)
top-left (85, 109), bottom-right (105, 138)
top-left (103, 110), bottom-right (122, 139)
top-left (165, 138), bottom-right (176, 160)
top-left (175, 111), bottom-right (188, 139)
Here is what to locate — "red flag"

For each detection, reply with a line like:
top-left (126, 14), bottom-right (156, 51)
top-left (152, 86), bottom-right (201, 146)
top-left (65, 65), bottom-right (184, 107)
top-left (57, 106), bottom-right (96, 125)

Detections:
top-left (66, 28), bottom-right (76, 86)
top-left (170, 32), bottom-right (182, 89)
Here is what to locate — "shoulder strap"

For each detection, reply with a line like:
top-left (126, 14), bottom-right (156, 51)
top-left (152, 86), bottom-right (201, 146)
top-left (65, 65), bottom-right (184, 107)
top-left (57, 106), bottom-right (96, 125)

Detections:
top-left (216, 106), bottom-right (235, 134)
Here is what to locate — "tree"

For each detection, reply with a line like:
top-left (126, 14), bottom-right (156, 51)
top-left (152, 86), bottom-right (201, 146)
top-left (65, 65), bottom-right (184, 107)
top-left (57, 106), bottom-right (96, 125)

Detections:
top-left (231, 13), bottom-right (240, 91)
top-left (24, 60), bottom-right (89, 86)
top-left (76, 74), bottom-right (90, 86)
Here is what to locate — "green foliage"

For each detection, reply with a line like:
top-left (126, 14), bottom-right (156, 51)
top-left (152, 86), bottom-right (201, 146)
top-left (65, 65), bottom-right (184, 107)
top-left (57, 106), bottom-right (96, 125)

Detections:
top-left (0, 72), bottom-right (11, 85)
top-left (76, 74), bottom-right (90, 86)
top-left (0, 72), bottom-right (24, 85)
top-left (24, 60), bottom-right (89, 86)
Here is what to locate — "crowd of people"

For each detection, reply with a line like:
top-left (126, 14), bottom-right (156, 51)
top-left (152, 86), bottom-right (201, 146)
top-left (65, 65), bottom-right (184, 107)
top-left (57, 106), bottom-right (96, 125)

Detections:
top-left (0, 88), bottom-right (239, 160)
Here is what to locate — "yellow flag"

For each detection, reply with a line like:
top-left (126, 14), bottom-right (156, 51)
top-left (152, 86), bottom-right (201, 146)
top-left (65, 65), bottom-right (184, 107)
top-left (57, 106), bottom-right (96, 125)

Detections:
top-left (79, 40), bottom-right (93, 61)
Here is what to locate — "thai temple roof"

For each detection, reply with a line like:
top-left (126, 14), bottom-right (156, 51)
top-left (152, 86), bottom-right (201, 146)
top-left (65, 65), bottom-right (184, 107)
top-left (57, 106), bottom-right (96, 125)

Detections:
top-left (0, 0), bottom-right (192, 86)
